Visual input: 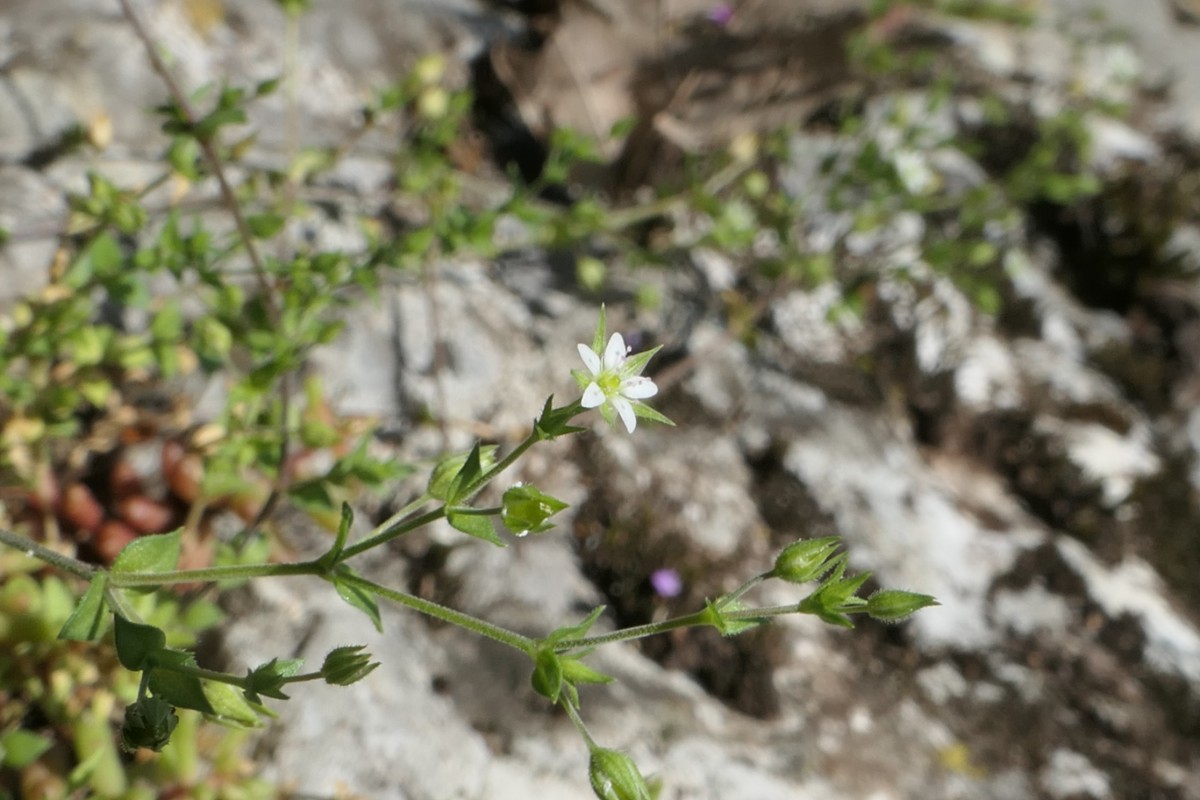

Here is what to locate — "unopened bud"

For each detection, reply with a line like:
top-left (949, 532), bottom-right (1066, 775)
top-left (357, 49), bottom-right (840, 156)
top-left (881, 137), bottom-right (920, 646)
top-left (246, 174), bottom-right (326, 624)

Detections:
top-left (589, 748), bottom-right (652, 800)
top-left (502, 483), bottom-right (568, 536)
top-left (771, 536), bottom-right (841, 584)
top-left (866, 589), bottom-right (939, 623)
top-left (121, 697), bottom-right (178, 752)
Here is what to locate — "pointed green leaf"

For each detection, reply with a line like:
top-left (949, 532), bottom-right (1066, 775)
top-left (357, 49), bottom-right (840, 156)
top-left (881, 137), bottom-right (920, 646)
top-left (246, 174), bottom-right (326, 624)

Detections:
top-left (561, 657), bottom-right (614, 687)
top-left (328, 501), bottom-right (353, 564)
top-left (59, 573), bottom-right (110, 641)
top-left (447, 509), bottom-right (506, 546)
top-left (1, 730), bottom-right (52, 768)
top-left (534, 396), bottom-right (586, 441)
top-left (245, 657), bottom-right (304, 702)
top-left (147, 658), bottom-right (214, 714)
top-left (547, 605), bottom-right (607, 645)
top-left (114, 614), bottom-right (166, 670)
top-left (203, 681), bottom-right (263, 727)
top-left (246, 213), bottom-right (285, 239)
top-left (111, 529), bottom-right (181, 582)
top-left (330, 566), bottom-right (382, 632)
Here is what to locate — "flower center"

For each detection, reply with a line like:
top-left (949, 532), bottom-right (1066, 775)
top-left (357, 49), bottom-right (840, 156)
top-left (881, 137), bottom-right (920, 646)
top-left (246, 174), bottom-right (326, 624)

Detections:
top-left (597, 371), bottom-right (622, 396)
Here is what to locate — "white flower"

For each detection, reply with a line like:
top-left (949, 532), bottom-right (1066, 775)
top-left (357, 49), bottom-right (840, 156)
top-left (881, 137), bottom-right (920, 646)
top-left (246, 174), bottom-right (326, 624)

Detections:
top-left (576, 333), bottom-right (659, 433)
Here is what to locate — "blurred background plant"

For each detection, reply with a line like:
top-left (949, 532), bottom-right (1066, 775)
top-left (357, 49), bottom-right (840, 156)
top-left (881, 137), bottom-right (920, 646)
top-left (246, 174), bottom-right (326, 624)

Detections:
top-left (1, 0), bottom-right (1194, 796)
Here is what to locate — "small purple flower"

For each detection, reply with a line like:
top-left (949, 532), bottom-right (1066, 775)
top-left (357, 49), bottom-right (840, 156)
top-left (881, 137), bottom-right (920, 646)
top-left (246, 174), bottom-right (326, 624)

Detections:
top-left (707, 3), bottom-right (734, 27)
top-left (650, 568), bottom-right (683, 598)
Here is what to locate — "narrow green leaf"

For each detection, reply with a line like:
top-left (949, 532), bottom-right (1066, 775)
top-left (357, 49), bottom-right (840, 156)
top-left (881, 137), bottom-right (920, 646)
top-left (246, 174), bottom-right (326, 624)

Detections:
top-left (547, 605), bottom-right (607, 645)
top-left (147, 667), bottom-right (214, 714)
top-left (447, 509), bottom-right (506, 546)
top-left (448, 443), bottom-right (484, 505)
top-left (111, 529), bottom-right (181, 580)
top-left (203, 681), bottom-right (263, 727)
top-left (330, 566), bottom-right (382, 632)
top-left (561, 657), bottom-right (614, 687)
top-left (1, 730), bottom-right (52, 768)
top-left (323, 501), bottom-right (353, 565)
top-left (245, 657), bottom-right (304, 702)
top-left (113, 614), bottom-right (166, 670)
top-left (246, 213), bottom-right (285, 239)
top-left (59, 573), bottom-right (110, 641)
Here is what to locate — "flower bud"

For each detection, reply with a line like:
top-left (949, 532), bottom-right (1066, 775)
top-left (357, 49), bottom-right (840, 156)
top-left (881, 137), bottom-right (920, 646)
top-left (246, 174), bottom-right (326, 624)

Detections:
top-left (771, 536), bottom-right (841, 584)
top-left (588, 748), bottom-right (652, 800)
top-left (121, 697), bottom-right (178, 752)
top-left (502, 484), bottom-right (568, 536)
top-left (427, 446), bottom-right (497, 501)
top-left (866, 589), bottom-right (939, 623)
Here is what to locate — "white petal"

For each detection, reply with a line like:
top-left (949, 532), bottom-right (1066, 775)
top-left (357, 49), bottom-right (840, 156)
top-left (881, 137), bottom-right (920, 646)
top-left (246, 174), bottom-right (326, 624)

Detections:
top-left (581, 382), bottom-right (606, 408)
top-left (613, 396), bottom-right (637, 433)
top-left (603, 333), bottom-right (627, 370)
top-left (577, 343), bottom-right (601, 375)
top-left (620, 376), bottom-right (658, 400)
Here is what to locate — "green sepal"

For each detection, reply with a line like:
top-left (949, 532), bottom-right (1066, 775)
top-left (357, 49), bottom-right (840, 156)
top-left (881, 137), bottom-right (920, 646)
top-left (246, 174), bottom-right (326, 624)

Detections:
top-left (59, 573), bottom-right (110, 641)
top-left (447, 508), bottom-right (506, 546)
top-left (546, 605), bottom-right (607, 646)
top-left (630, 402), bottom-right (674, 427)
top-left (619, 345), bottom-right (661, 379)
top-left (530, 648), bottom-right (564, 702)
top-left (701, 599), bottom-right (766, 637)
top-left (796, 567), bottom-right (872, 628)
top-left (111, 529), bottom-right (182, 588)
top-left (561, 656), bottom-right (614, 687)
top-left (534, 395), bottom-right (586, 440)
top-left (113, 614), bottom-right (166, 671)
top-left (245, 657), bottom-right (305, 702)
top-left (591, 304), bottom-right (608, 354)
top-left (329, 565), bottom-right (382, 633)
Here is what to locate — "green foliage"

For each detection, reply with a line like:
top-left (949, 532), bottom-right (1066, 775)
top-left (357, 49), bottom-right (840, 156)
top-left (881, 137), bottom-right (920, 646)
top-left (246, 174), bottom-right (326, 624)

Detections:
top-left (0, 8), bottom-right (974, 796)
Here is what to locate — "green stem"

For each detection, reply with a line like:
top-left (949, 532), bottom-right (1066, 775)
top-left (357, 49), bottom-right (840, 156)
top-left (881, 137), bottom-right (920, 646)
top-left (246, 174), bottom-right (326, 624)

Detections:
top-left (339, 507), bottom-right (445, 560)
top-left (563, 699), bottom-right (597, 751)
top-left (367, 492), bottom-right (433, 540)
top-left (555, 610), bottom-right (711, 650)
top-left (156, 660), bottom-right (248, 690)
top-left (107, 560), bottom-right (321, 589)
top-left (460, 431), bottom-right (540, 500)
top-left (713, 574), bottom-right (768, 609)
top-left (0, 527), bottom-right (95, 579)
top-left (449, 506), bottom-right (502, 517)
top-left (337, 571), bottom-right (534, 653)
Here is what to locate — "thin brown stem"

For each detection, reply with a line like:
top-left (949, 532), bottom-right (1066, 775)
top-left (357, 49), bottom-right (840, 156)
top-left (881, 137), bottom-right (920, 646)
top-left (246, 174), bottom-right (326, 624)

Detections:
top-left (114, 0), bottom-right (278, 326)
